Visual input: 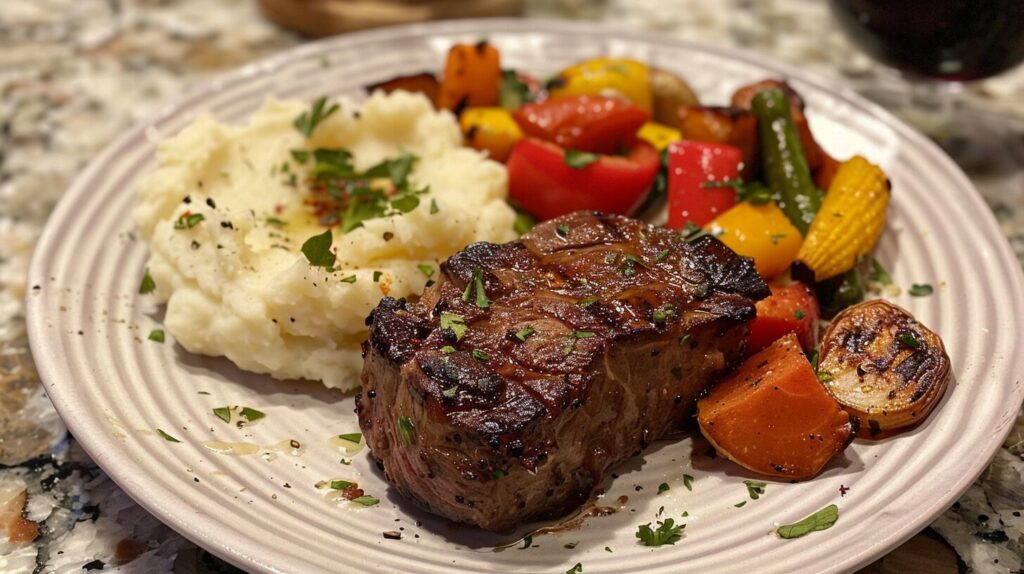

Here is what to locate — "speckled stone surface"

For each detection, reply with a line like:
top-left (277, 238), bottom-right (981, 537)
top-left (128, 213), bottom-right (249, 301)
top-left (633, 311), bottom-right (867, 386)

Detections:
top-left (1, 1), bottom-right (1021, 572)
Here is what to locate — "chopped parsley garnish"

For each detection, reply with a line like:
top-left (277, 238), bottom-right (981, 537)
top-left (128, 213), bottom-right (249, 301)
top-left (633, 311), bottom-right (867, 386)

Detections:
top-left (794, 309), bottom-right (806, 320)
top-left (430, 198), bottom-right (439, 214)
top-left (290, 149), bottom-right (310, 164)
top-left (350, 495), bottom-right (380, 507)
top-left (301, 229), bottom-right (336, 268)
top-left (339, 275), bottom-right (357, 284)
top-left (156, 429), bottom-right (181, 443)
top-left (266, 216), bottom-right (286, 226)
top-left (294, 96), bottom-right (340, 137)
top-left (442, 387), bottom-right (458, 399)
top-left (493, 469), bottom-right (508, 480)
top-left (564, 149), bottom-right (600, 169)
top-left (770, 233), bottom-right (786, 245)
top-left (908, 283), bottom-right (934, 297)
top-left (330, 479), bottom-right (353, 490)
top-left (703, 179), bottom-right (772, 204)
top-left (657, 482), bottom-right (670, 494)
top-left (440, 345), bottom-right (456, 354)
top-left (566, 563), bottom-right (583, 574)
top-left (679, 334), bottom-right (692, 346)
top-left (148, 329), bottom-right (165, 343)
top-left (817, 371), bottom-right (835, 382)
top-left (520, 535), bottom-right (533, 549)
top-left (139, 268), bottom-right (156, 294)
top-left (461, 267), bottom-right (490, 308)
top-left (868, 258), bottom-right (893, 286)
top-left (653, 304), bottom-right (674, 324)
top-left (681, 221), bottom-right (709, 243)
top-left (556, 224), bottom-right (570, 238)
top-left (899, 332), bottom-right (920, 349)
top-left (635, 518), bottom-right (684, 546)
top-left (513, 207), bottom-right (536, 235)
top-left (578, 297), bottom-right (598, 308)
top-left (807, 349), bottom-right (820, 370)
top-left (744, 479), bottom-right (767, 500)
top-left (683, 474), bottom-right (694, 491)
top-left (373, 270), bottom-right (383, 282)
top-left (472, 349), bottom-right (490, 362)
top-left (397, 415), bottom-right (416, 445)
top-left (338, 432), bottom-right (362, 443)
top-left (515, 327), bottom-right (536, 342)
top-left (776, 504), bottom-right (839, 539)
top-left (174, 212), bottom-right (205, 230)
top-left (240, 407), bottom-right (266, 423)
top-left (440, 312), bottom-right (468, 340)
top-left (417, 264), bottom-right (435, 278)
top-left (499, 69), bottom-right (535, 109)
top-left (305, 149), bottom-right (426, 232)
top-left (339, 459), bottom-right (352, 465)
top-left (734, 501), bottom-right (747, 508)
top-left (390, 194), bottom-right (419, 213)
top-left (656, 250), bottom-right (670, 262)
top-left (563, 331), bottom-right (596, 356)
top-left (213, 407), bottom-right (231, 423)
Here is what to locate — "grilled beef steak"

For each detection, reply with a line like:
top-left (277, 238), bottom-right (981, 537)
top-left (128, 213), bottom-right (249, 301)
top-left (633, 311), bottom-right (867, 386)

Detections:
top-left (357, 211), bottom-right (768, 531)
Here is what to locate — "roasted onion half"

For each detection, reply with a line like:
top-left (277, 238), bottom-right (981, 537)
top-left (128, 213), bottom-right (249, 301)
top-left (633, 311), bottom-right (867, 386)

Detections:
top-left (818, 300), bottom-right (950, 434)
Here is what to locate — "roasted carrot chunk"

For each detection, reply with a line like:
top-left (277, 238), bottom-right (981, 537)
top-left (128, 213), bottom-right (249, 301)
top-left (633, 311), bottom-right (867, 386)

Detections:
top-left (437, 41), bottom-right (501, 112)
top-left (698, 333), bottom-right (854, 479)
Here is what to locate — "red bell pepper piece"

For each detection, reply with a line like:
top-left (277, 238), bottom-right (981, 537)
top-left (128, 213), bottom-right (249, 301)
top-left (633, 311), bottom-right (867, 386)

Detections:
top-left (665, 140), bottom-right (743, 228)
top-left (507, 137), bottom-right (660, 221)
top-left (747, 281), bottom-right (820, 354)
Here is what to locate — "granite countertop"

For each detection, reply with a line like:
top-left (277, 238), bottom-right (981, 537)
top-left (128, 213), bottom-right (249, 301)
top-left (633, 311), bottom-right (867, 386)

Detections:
top-left (1, 0), bottom-right (1021, 572)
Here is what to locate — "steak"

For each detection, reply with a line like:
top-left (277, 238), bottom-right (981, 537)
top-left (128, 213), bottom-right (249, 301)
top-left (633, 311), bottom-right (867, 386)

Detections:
top-left (356, 211), bottom-right (768, 531)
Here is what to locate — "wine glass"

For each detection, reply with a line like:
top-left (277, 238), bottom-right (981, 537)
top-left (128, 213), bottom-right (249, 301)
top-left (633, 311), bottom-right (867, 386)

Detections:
top-left (829, 0), bottom-right (1024, 166)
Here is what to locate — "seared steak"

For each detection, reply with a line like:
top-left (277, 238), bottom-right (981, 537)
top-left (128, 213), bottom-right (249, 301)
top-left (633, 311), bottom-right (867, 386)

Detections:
top-left (357, 211), bottom-right (768, 531)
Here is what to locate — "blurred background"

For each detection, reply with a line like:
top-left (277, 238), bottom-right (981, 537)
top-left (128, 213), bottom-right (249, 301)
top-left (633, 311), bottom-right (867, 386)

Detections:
top-left (1, 1), bottom-right (1022, 572)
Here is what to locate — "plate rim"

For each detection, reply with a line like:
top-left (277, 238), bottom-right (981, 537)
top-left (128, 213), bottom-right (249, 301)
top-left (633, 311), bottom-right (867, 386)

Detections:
top-left (26, 17), bottom-right (1024, 574)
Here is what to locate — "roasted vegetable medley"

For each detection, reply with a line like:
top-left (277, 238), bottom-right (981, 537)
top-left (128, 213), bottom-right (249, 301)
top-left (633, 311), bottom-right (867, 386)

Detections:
top-left (366, 41), bottom-right (949, 481)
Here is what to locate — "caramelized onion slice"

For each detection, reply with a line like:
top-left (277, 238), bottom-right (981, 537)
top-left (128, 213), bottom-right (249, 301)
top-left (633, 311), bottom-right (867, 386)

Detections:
top-left (819, 300), bottom-right (950, 435)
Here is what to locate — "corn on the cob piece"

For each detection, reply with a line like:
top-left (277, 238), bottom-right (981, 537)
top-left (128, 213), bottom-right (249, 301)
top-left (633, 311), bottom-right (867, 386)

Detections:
top-left (796, 156), bottom-right (890, 282)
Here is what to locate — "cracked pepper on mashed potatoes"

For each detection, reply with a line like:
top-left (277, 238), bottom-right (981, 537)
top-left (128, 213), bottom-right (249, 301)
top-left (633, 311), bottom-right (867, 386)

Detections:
top-left (135, 91), bottom-right (517, 390)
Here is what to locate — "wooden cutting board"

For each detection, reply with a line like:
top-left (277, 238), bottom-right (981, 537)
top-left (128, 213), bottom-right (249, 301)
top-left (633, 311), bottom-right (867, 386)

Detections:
top-left (259, 0), bottom-right (524, 37)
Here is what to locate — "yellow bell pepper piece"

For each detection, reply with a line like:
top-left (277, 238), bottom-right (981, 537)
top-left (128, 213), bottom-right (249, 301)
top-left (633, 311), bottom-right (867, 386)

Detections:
top-left (797, 156), bottom-right (890, 281)
top-left (709, 202), bottom-right (803, 280)
top-left (459, 107), bottom-right (522, 162)
top-left (549, 58), bottom-right (653, 111)
top-left (637, 122), bottom-right (682, 151)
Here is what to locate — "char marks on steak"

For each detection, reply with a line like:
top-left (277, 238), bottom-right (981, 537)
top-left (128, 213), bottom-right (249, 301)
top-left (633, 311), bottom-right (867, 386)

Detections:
top-left (357, 211), bottom-right (768, 531)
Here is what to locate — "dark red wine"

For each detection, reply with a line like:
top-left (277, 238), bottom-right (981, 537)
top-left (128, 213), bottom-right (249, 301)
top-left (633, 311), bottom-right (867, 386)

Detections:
top-left (830, 0), bottom-right (1024, 81)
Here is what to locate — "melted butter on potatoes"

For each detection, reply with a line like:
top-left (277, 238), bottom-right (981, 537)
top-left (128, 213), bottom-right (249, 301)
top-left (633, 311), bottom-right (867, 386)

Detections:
top-left (136, 91), bottom-right (516, 390)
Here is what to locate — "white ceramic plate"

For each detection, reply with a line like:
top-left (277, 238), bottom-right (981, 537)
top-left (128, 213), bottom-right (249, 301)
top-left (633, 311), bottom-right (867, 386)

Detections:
top-left (26, 19), bottom-right (1024, 574)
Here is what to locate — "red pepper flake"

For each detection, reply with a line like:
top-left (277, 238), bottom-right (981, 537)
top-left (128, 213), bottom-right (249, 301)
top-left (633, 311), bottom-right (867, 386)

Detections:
top-left (274, 204), bottom-right (284, 214)
top-left (342, 484), bottom-right (365, 500)
top-left (839, 484), bottom-right (850, 497)
top-left (617, 495), bottom-right (629, 505)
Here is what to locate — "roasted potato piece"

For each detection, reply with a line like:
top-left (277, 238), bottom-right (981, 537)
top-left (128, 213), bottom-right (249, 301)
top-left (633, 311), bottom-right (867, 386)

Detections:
top-left (819, 300), bottom-right (950, 434)
top-left (650, 68), bottom-right (699, 127)
top-left (698, 333), bottom-right (855, 480)
top-left (366, 72), bottom-right (439, 105)
top-left (677, 106), bottom-right (759, 178)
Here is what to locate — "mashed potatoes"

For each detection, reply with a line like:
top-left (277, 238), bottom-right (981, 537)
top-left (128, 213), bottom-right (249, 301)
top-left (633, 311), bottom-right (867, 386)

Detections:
top-left (136, 91), bottom-right (516, 390)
